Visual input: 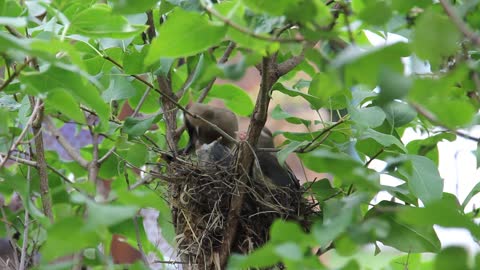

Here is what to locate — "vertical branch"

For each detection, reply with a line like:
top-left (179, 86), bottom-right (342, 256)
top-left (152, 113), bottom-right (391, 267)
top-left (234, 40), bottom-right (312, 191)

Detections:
top-left (31, 99), bottom-right (54, 223)
top-left (18, 149), bottom-right (31, 270)
top-left (145, 10), bottom-right (179, 151)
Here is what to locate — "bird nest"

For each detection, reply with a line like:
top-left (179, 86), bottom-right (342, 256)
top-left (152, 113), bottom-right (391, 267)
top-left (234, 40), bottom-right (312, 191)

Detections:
top-left (164, 152), bottom-right (317, 269)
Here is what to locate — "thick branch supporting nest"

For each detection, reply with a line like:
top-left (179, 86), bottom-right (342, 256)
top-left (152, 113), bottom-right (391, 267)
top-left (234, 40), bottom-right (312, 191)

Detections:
top-left (165, 153), bottom-right (315, 270)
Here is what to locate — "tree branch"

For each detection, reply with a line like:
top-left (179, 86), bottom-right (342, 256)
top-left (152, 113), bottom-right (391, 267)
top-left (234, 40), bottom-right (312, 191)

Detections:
top-left (31, 100), bottom-right (54, 223)
top-left (200, 1), bottom-right (304, 43)
top-left (411, 103), bottom-right (480, 142)
top-left (439, 0), bottom-right (480, 46)
top-left (0, 98), bottom-right (42, 169)
top-left (0, 61), bottom-right (29, 92)
top-left (44, 117), bottom-right (89, 168)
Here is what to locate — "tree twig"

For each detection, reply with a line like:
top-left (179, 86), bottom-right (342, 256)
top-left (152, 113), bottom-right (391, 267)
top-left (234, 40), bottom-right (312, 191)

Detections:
top-left (200, 1), bottom-right (304, 43)
top-left (411, 103), bottom-right (480, 142)
top-left (31, 99), bottom-right (54, 222)
top-left (0, 61), bottom-right (29, 92)
top-left (438, 0), bottom-right (480, 46)
top-left (44, 117), bottom-right (89, 168)
top-left (18, 149), bottom-right (31, 270)
top-left (0, 98), bottom-right (42, 169)
top-left (133, 215), bottom-right (150, 266)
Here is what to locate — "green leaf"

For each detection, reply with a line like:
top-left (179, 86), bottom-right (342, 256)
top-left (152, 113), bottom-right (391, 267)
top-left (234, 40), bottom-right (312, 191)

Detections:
top-left (313, 194), bottom-right (367, 247)
top-left (85, 201), bottom-right (139, 230)
top-left (0, 16), bottom-right (26, 27)
top-left (389, 253), bottom-right (422, 270)
top-left (357, 0), bottom-right (393, 26)
top-left (21, 66), bottom-right (110, 130)
top-left (274, 243), bottom-right (303, 261)
top-left (123, 48), bottom-right (147, 74)
top-left (70, 4), bottom-right (147, 38)
top-left (399, 193), bottom-right (480, 239)
top-left (366, 201), bottom-right (441, 253)
top-left (42, 217), bottom-right (100, 261)
top-left (382, 101), bottom-right (417, 127)
top-left (299, 148), bottom-right (380, 190)
top-left (207, 84), bottom-right (254, 117)
top-left (309, 179), bottom-right (340, 202)
top-left (377, 68), bottom-right (412, 105)
top-left (399, 155), bottom-right (443, 206)
top-left (123, 114), bottom-right (161, 136)
top-left (124, 143), bottom-right (148, 167)
top-left (409, 76), bottom-right (475, 128)
top-left (277, 140), bottom-right (308, 166)
top-left (45, 89), bottom-right (86, 124)
top-left (102, 68), bottom-right (137, 102)
top-left (463, 181), bottom-right (480, 209)
top-left (332, 43), bottom-right (410, 86)
top-left (434, 247), bottom-right (470, 270)
top-left (110, 0), bottom-right (158, 14)
top-left (412, 8), bottom-right (461, 67)
top-left (350, 106), bottom-right (386, 128)
top-left (146, 8), bottom-right (227, 61)
top-left (242, 0), bottom-right (292, 16)
top-left (308, 72), bottom-right (344, 108)
top-left (272, 82), bottom-right (323, 109)
top-left (271, 105), bottom-right (311, 126)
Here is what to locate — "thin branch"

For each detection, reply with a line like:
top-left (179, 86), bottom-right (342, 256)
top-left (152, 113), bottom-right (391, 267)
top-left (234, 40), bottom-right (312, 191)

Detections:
top-left (439, 0), bottom-right (480, 46)
top-left (0, 153), bottom-right (37, 167)
top-left (18, 150), bottom-right (31, 270)
top-left (0, 61), bottom-right (29, 92)
top-left (133, 215), bottom-right (150, 266)
top-left (0, 99), bottom-right (42, 169)
top-left (44, 117), bottom-right (89, 168)
top-left (365, 148), bottom-right (384, 167)
top-left (412, 103), bottom-right (480, 142)
top-left (4, 25), bottom-right (22, 38)
top-left (200, 1), bottom-right (304, 43)
top-left (31, 100), bottom-right (54, 222)
top-left (299, 119), bottom-right (346, 152)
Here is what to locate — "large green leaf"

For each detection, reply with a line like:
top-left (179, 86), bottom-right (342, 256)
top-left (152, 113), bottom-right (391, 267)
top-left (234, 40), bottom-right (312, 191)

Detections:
top-left (41, 217), bottom-right (100, 261)
top-left (207, 84), bottom-right (254, 117)
top-left (412, 8), bottom-right (461, 67)
top-left (70, 4), bottom-right (147, 38)
top-left (146, 8), bottom-right (227, 61)
top-left (21, 66), bottom-right (110, 130)
top-left (399, 155), bottom-right (443, 206)
top-left (366, 201), bottom-right (441, 253)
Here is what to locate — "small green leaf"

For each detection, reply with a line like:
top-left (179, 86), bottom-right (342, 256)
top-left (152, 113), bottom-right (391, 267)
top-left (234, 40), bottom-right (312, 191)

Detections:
top-left (277, 140), bottom-right (308, 166)
top-left (123, 114), bottom-right (161, 136)
top-left (146, 8), bottom-right (227, 61)
top-left (463, 181), bottom-right (480, 210)
top-left (271, 105), bottom-right (311, 126)
top-left (350, 106), bottom-right (386, 128)
top-left (110, 0), bottom-right (158, 14)
top-left (102, 68), bottom-right (136, 102)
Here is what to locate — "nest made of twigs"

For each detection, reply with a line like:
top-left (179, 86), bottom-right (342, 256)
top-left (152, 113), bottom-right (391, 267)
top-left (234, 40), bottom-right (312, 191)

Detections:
top-left (164, 152), bottom-right (316, 269)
